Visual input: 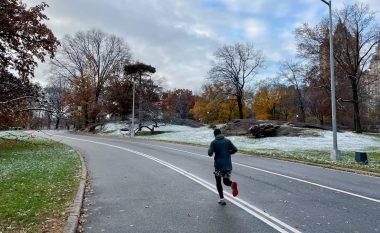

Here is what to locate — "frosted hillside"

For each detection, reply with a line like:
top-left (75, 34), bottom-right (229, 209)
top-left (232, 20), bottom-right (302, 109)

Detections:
top-left (99, 123), bottom-right (380, 152)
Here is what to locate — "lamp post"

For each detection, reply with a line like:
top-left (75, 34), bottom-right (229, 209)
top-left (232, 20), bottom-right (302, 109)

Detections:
top-left (321, 0), bottom-right (340, 160)
top-left (131, 77), bottom-right (136, 137)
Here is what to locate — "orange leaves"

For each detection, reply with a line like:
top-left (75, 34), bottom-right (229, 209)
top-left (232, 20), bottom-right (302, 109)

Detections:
top-left (0, 0), bottom-right (59, 78)
top-left (253, 86), bottom-right (274, 120)
top-left (253, 84), bottom-right (296, 121)
top-left (191, 84), bottom-right (248, 123)
top-left (162, 89), bottom-right (195, 119)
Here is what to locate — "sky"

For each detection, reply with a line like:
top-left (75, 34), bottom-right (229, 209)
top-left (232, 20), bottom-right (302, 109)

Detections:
top-left (25, 0), bottom-right (380, 92)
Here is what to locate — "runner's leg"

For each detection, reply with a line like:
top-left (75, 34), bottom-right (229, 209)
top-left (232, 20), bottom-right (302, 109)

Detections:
top-left (223, 177), bottom-right (238, 197)
top-left (215, 175), bottom-right (223, 199)
top-left (223, 178), bottom-right (232, 186)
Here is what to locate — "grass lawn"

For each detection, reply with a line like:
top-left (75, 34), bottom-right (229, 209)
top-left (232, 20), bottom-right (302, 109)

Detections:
top-left (135, 136), bottom-right (380, 175)
top-left (0, 137), bottom-right (81, 232)
top-left (128, 125), bottom-right (380, 176)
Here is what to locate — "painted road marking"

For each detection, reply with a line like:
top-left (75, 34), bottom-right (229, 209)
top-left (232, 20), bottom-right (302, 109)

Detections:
top-left (50, 133), bottom-right (380, 204)
top-left (54, 134), bottom-right (302, 233)
top-left (98, 137), bottom-right (380, 204)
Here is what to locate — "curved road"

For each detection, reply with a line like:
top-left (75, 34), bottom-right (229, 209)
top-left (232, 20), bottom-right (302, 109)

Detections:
top-left (43, 131), bottom-right (380, 233)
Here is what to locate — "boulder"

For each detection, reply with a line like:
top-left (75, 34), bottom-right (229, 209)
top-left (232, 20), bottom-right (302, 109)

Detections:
top-left (220, 119), bottom-right (256, 136)
top-left (220, 119), bottom-right (320, 138)
top-left (249, 123), bottom-right (280, 138)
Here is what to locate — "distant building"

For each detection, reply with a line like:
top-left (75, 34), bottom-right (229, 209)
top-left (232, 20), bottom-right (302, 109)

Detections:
top-left (362, 39), bottom-right (380, 131)
top-left (365, 40), bottom-right (380, 108)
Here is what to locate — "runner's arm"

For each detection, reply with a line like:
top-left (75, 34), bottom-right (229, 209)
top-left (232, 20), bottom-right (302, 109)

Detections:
top-left (208, 142), bottom-right (214, 156)
top-left (230, 141), bottom-right (238, 154)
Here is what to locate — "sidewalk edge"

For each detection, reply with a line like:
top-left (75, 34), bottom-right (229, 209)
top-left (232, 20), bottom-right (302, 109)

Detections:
top-left (63, 152), bottom-right (87, 233)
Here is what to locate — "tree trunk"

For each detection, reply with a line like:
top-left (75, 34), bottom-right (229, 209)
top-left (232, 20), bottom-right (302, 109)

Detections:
top-left (237, 95), bottom-right (243, 119)
top-left (121, 108), bottom-right (128, 121)
top-left (319, 115), bottom-right (324, 125)
top-left (84, 104), bottom-right (89, 127)
top-left (55, 117), bottom-right (60, 129)
top-left (296, 88), bottom-right (306, 122)
top-left (351, 79), bottom-right (362, 133)
top-left (272, 103), bottom-right (276, 120)
top-left (47, 113), bottom-right (51, 129)
top-left (299, 103), bottom-right (306, 123)
top-left (228, 109), bottom-right (232, 122)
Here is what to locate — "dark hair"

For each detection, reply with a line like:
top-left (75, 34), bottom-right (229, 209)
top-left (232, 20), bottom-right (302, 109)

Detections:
top-left (213, 129), bottom-right (222, 137)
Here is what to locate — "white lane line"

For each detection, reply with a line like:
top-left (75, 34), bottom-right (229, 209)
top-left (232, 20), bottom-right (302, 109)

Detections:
top-left (49, 133), bottom-right (380, 203)
top-left (55, 135), bottom-right (301, 233)
top-left (112, 139), bottom-right (380, 204)
top-left (234, 162), bottom-right (380, 203)
top-left (143, 155), bottom-right (296, 233)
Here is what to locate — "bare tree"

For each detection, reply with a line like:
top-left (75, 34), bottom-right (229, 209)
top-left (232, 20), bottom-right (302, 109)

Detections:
top-left (44, 76), bottom-right (70, 129)
top-left (51, 29), bottom-right (132, 125)
top-left (279, 60), bottom-right (307, 122)
top-left (296, 3), bottom-right (380, 133)
top-left (209, 42), bottom-right (264, 119)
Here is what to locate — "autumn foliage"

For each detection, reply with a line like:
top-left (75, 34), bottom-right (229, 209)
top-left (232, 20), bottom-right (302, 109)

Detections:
top-left (0, 0), bottom-right (59, 78)
top-left (0, 0), bottom-right (59, 128)
top-left (253, 83), bottom-right (296, 121)
top-left (162, 89), bottom-right (195, 119)
top-left (191, 83), bottom-right (249, 123)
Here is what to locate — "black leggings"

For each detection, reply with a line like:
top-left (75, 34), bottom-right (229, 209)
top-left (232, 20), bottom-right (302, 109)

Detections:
top-left (215, 176), bottom-right (232, 199)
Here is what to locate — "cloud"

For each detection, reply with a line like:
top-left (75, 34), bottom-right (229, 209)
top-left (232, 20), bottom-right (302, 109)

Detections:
top-left (244, 19), bottom-right (267, 39)
top-left (23, 0), bottom-right (380, 91)
top-left (24, 0), bottom-right (222, 91)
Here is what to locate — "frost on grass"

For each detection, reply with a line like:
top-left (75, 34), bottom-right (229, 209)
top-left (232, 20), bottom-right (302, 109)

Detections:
top-left (99, 122), bottom-right (129, 134)
top-left (229, 130), bottom-right (380, 153)
top-left (0, 131), bottom-right (29, 140)
top-left (0, 135), bottom-right (81, 232)
top-left (100, 123), bottom-right (380, 153)
top-left (93, 123), bottom-right (380, 172)
top-left (1, 144), bottom-right (78, 181)
top-left (118, 124), bottom-right (379, 152)
top-left (0, 130), bottom-right (52, 142)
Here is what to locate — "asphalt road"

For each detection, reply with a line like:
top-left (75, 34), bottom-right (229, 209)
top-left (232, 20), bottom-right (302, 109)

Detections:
top-left (43, 131), bottom-right (380, 233)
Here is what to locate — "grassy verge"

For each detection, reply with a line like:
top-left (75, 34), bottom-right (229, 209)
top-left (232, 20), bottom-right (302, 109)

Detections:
top-left (132, 135), bottom-right (380, 175)
top-left (0, 137), bottom-right (81, 233)
top-left (241, 149), bottom-right (380, 175)
top-left (85, 128), bottom-right (380, 175)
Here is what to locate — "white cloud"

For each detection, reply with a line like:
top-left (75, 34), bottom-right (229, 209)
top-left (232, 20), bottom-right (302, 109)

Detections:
top-left (219, 0), bottom-right (267, 13)
top-left (244, 19), bottom-right (267, 39)
top-left (22, 0), bottom-right (380, 91)
top-left (174, 23), bottom-right (219, 40)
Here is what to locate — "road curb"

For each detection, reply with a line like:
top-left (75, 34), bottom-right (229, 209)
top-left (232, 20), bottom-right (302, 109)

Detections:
top-left (63, 152), bottom-right (87, 233)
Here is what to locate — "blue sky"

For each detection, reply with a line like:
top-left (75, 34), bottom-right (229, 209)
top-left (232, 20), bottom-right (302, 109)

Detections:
top-left (25, 0), bottom-right (380, 92)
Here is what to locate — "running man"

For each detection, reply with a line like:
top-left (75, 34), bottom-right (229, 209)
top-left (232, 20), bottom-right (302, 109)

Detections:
top-left (208, 128), bottom-right (239, 205)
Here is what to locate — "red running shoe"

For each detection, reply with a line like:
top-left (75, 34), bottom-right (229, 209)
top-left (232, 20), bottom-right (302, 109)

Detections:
top-left (231, 182), bottom-right (238, 197)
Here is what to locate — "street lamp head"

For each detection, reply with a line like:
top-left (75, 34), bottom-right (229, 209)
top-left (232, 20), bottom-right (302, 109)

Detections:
top-left (321, 0), bottom-right (330, 6)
